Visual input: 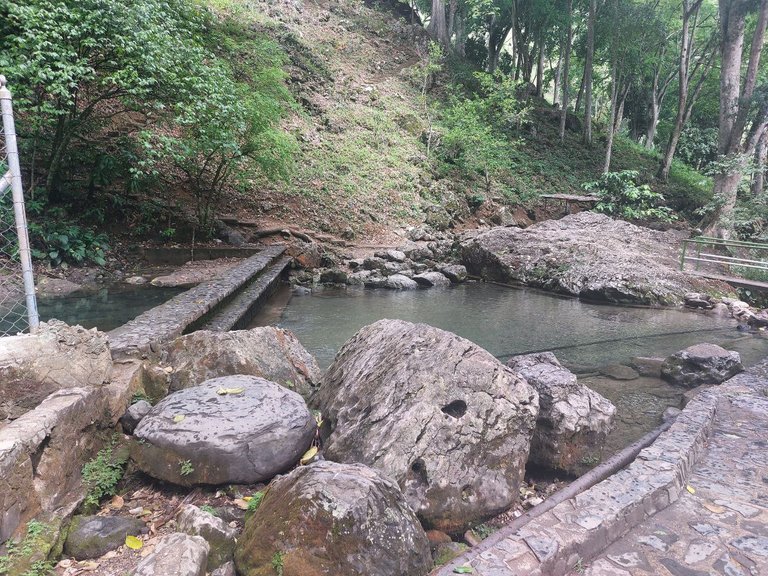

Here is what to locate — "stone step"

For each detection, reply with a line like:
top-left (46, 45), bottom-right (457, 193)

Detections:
top-left (197, 256), bottom-right (291, 332)
top-left (109, 245), bottom-right (286, 358)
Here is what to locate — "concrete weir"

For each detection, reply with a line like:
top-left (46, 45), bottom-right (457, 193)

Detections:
top-left (109, 245), bottom-right (289, 358)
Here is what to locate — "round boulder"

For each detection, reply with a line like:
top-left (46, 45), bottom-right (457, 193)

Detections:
top-left (64, 515), bottom-right (145, 560)
top-left (313, 319), bottom-right (539, 533)
top-left (131, 376), bottom-right (315, 486)
top-left (661, 343), bottom-right (743, 388)
top-left (234, 461), bottom-right (432, 576)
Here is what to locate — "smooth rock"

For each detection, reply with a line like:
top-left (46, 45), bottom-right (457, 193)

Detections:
top-left (599, 364), bottom-right (640, 381)
top-left (132, 376), bottom-right (315, 486)
top-left (64, 515), bottom-right (145, 560)
top-left (125, 276), bottom-right (147, 285)
top-left (375, 249), bottom-right (407, 262)
top-left (313, 319), bottom-right (538, 532)
top-left (234, 461), bottom-right (432, 576)
top-left (507, 352), bottom-right (616, 475)
top-left (630, 356), bottom-right (665, 378)
top-left (120, 400), bottom-right (152, 434)
top-left (440, 264), bottom-right (468, 283)
top-left (661, 343), bottom-right (743, 387)
top-left (407, 246), bottom-right (434, 262)
top-left (385, 274), bottom-right (418, 290)
top-left (177, 505), bottom-right (238, 570)
top-left (160, 328), bottom-right (321, 398)
top-left (133, 532), bottom-right (209, 576)
top-left (413, 271), bottom-right (451, 288)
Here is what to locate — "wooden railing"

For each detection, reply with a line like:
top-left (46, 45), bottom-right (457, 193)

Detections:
top-left (680, 236), bottom-right (768, 289)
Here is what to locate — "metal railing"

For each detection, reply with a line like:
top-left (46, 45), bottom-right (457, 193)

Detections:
top-left (680, 236), bottom-right (768, 286)
top-left (0, 74), bottom-right (39, 336)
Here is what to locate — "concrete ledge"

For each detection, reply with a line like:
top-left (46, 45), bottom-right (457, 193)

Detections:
top-left (109, 245), bottom-right (285, 358)
top-left (436, 374), bottom-right (741, 576)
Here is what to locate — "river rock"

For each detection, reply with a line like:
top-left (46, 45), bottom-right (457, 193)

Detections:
top-left (313, 319), bottom-right (538, 532)
top-left (407, 246), bottom-right (434, 262)
top-left (385, 274), bottom-right (418, 290)
top-left (0, 320), bottom-right (112, 415)
top-left (133, 532), bottom-right (209, 576)
top-left (132, 376), bottom-right (315, 486)
top-left (507, 352), bottom-right (616, 476)
top-left (413, 271), bottom-right (451, 288)
top-left (460, 212), bottom-right (730, 305)
top-left (684, 292), bottom-right (714, 309)
top-left (440, 264), bottom-right (467, 283)
top-left (363, 256), bottom-right (387, 272)
top-left (211, 563), bottom-right (236, 576)
top-left (120, 400), bottom-right (152, 434)
top-left (599, 364), bottom-right (639, 381)
top-left (64, 515), bottom-right (145, 560)
top-left (319, 268), bottom-right (348, 284)
top-left (661, 343), bottom-right (743, 387)
top-left (375, 249), bottom-right (407, 262)
top-left (630, 356), bottom-right (665, 378)
top-left (234, 461), bottom-right (432, 576)
top-left (160, 328), bottom-right (320, 398)
top-left (177, 505), bottom-right (238, 570)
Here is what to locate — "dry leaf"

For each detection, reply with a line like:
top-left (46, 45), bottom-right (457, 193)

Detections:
top-left (110, 495), bottom-right (124, 509)
top-left (686, 485), bottom-right (696, 494)
top-left (216, 387), bottom-right (245, 395)
top-left (300, 446), bottom-right (318, 465)
top-left (128, 506), bottom-right (144, 515)
top-left (173, 414), bottom-right (185, 423)
top-left (57, 559), bottom-right (74, 568)
top-left (102, 551), bottom-right (118, 560)
top-left (233, 498), bottom-right (250, 510)
top-left (125, 535), bottom-right (143, 550)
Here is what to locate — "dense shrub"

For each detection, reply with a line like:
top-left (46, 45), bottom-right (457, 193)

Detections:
top-left (584, 170), bottom-right (676, 222)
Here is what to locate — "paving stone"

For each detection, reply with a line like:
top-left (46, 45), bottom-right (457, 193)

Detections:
top-left (606, 551), bottom-right (650, 570)
top-left (730, 535), bottom-right (768, 557)
top-left (712, 552), bottom-right (753, 576)
top-left (690, 522), bottom-right (724, 536)
top-left (523, 534), bottom-right (559, 563)
top-left (660, 557), bottom-right (711, 576)
top-left (684, 540), bottom-right (719, 564)
top-left (584, 558), bottom-right (633, 576)
top-left (715, 499), bottom-right (761, 518)
top-left (638, 529), bottom-right (678, 552)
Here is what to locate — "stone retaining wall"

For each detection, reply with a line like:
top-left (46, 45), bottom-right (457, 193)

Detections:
top-left (436, 370), bottom-right (756, 576)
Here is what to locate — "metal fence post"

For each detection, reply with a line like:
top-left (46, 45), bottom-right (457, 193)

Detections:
top-left (0, 75), bottom-right (39, 332)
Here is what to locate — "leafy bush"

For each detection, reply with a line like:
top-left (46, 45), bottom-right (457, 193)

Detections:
top-left (81, 443), bottom-right (127, 511)
top-left (584, 170), bottom-right (676, 222)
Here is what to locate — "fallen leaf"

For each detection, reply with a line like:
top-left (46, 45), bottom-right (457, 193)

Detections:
top-left (242, 496), bottom-right (253, 502)
top-left (57, 559), bottom-right (74, 568)
top-left (216, 387), bottom-right (245, 395)
top-left (300, 446), bottom-right (318, 465)
top-left (173, 414), bottom-right (185, 423)
top-left (79, 561), bottom-right (100, 571)
top-left (125, 535), bottom-right (143, 550)
top-left (233, 498), bottom-right (250, 510)
top-left (686, 485), bottom-right (696, 494)
top-left (141, 544), bottom-right (155, 557)
top-left (163, 366), bottom-right (174, 373)
top-left (110, 495), bottom-right (124, 509)
top-left (128, 506), bottom-right (144, 515)
top-left (102, 551), bottom-right (118, 560)
top-left (703, 501), bottom-right (726, 514)
top-left (453, 567), bottom-right (473, 574)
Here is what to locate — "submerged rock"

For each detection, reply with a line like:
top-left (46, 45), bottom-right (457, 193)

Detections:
top-left (661, 343), bottom-right (743, 387)
top-left (160, 328), bottom-right (321, 398)
top-left (234, 461), bottom-right (432, 576)
top-left (132, 376), bottom-right (315, 486)
top-left (507, 352), bottom-right (616, 476)
top-left (313, 319), bottom-right (538, 533)
top-left (460, 212), bottom-right (730, 306)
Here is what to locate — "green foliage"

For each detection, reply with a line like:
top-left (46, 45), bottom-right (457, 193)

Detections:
top-left (271, 551), bottom-right (285, 576)
top-left (28, 216), bottom-right (109, 268)
top-left (0, 521), bottom-right (55, 576)
top-left (179, 460), bottom-right (194, 476)
top-left (247, 491), bottom-right (266, 513)
top-left (199, 505), bottom-right (218, 516)
top-left (677, 127), bottom-right (719, 171)
top-left (81, 443), bottom-right (127, 510)
top-left (584, 170), bottom-right (677, 223)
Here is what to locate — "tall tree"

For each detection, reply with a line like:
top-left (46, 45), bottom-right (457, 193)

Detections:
top-left (583, 0), bottom-right (596, 145)
top-left (559, 0), bottom-right (573, 143)
top-left (704, 0), bottom-right (768, 234)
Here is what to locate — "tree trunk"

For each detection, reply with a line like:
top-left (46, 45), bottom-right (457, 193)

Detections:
top-left (752, 130), bottom-right (768, 196)
top-left (603, 64), bottom-right (619, 173)
top-left (535, 31), bottom-right (545, 97)
top-left (428, 0), bottom-right (450, 48)
top-left (559, 0), bottom-right (573, 143)
top-left (583, 0), bottom-right (596, 145)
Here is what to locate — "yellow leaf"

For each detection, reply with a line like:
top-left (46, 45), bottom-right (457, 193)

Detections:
top-left (233, 498), bottom-right (250, 510)
top-left (173, 415), bottom-right (185, 423)
top-left (703, 502), bottom-right (725, 514)
top-left (686, 485), bottom-right (696, 494)
top-left (125, 535), bottom-right (143, 550)
top-left (243, 496), bottom-right (253, 502)
top-left (110, 495), bottom-right (124, 510)
top-left (300, 446), bottom-right (318, 465)
top-left (216, 387), bottom-right (246, 395)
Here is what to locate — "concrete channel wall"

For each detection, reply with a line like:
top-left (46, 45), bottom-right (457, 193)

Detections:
top-left (109, 245), bottom-right (289, 358)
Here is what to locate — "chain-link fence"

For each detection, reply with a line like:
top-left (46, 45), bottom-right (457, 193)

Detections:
top-left (0, 75), bottom-right (38, 336)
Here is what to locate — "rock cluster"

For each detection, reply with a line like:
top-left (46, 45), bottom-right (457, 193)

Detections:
top-left (661, 343), bottom-right (743, 387)
top-left (313, 319), bottom-right (539, 532)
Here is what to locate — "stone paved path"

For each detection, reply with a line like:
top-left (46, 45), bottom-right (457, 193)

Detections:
top-left (584, 387), bottom-right (768, 576)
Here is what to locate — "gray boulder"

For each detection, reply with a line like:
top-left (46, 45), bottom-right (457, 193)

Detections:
top-left (507, 352), bottom-right (616, 476)
top-left (413, 271), bottom-right (451, 288)
top-left (661, 343), bottom-right (743, 388)
top-left (385, 274), bottom-right (418, 290)
top-left (319, 269), bottom-right (348, 284)
top-left (133, 532), bottom-right (208, 576)
top-left (211, 563), bottom-right (236, 576)
top-left (132, 376), bottom-right (315, 486)
top-left (440, 264), bottom-right (468, 283)
top-left (375, 249), bottom-right (407, 263)
top-left (64, 515), bottom-right (145, 560)
top-left (313, 319), bottom-right (538, 532)
top-left (160, 328), bottom-right (321, 398)
top-left (234, 461), bottom-right (432, 576)
top-left (177, 505), bottom-right (238, 570)
top-left (407, 246), bottom-right (434, 262)
top-left (120, 400), bottom-right (152, 434)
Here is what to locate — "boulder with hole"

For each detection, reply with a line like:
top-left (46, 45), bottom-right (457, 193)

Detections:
top-left (507, 352), bottom-right (616, 476)
top-left (131, 376), bottom-right (315, 486)
top-left (234, 461), bottom-right (432, 576)
top-left (313, 319), bottom-right (539, 533)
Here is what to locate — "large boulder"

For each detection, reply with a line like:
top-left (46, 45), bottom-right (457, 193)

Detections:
top-left (159, 328), bottom-right (320, 398)
top-left (460, 212), bottom-right (731, 305)
top-left (177, 504), bottom-right (238, 570)
top-left (234, 461), bottom-right (432, 576)
top-left (507, 353), bottom-right (616, 476)
top-left (313, 319), bottom-right (539, 533)
top-left (0, 320), bottom-right (112, 418)
top-left (661, 343), bottom-right (743, 388)
top-left (131, 376), bottom-right (315, 486)
top-left (64, 515), bottom-right (145, 560)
